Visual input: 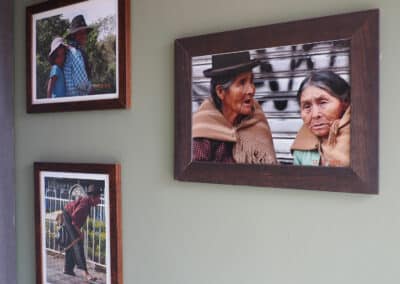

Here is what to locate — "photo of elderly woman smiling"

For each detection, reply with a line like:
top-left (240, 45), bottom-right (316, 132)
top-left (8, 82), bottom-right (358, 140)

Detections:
top-left (291, 70), bottom-right (350, 167)
top-left (192, 51), bottom-right (277, 164)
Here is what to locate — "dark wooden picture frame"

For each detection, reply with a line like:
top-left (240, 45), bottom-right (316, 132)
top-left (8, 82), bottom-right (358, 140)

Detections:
top-left (34, 162), bottom-right (122, 284)
top-left (26, 0), bottom-right (131, 113)
top-left (174, 10), bottom-right (379, 194)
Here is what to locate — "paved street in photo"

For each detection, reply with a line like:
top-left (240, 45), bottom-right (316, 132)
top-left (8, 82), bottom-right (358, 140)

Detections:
top-left (46, 252), bottom-right (106, 284)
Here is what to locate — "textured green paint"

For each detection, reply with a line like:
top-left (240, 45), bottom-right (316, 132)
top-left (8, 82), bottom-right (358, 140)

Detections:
top-left (14, 0), bottom-right (400, 283)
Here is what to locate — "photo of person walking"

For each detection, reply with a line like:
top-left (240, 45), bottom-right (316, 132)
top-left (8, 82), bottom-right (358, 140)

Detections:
top-left (34, 163), bottom-right (122, 284)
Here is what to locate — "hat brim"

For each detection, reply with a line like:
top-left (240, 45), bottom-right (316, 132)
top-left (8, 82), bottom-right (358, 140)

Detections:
top-left (66, 26), bottom-right (93, 39)
top-left (48, 42), bottom-right (66, 60)
top-left (203, 59), bottom-right (260, 78)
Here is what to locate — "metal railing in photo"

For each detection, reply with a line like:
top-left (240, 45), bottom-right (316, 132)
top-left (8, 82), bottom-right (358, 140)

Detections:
top-left (44, 194), bottom-right (107, 270)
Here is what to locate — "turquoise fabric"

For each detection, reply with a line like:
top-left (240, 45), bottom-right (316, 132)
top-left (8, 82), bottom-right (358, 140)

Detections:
top-left (293, 150), bottom-right (320, 166)
top-left (49, 65), bottom-right (66, 98)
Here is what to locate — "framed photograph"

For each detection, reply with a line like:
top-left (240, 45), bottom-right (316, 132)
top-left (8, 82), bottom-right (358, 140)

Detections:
top-left (34, 162), bottom-right (122, 284)
top-left (26, 0), bottom-right (131, 113)
top-left (174, 10), bottom-right (379, 194)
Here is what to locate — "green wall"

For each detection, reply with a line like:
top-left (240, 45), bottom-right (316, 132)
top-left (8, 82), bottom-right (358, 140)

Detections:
top-left (15, 0), bottom-right (400, 283)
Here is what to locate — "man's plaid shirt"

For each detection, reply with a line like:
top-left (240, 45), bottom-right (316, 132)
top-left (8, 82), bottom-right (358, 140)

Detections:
top-left (64, 43), bottom-right (91, 96)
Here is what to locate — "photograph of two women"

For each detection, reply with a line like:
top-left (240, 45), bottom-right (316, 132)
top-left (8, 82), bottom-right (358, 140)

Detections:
top-left (191, 39), bottom-right (351, 167)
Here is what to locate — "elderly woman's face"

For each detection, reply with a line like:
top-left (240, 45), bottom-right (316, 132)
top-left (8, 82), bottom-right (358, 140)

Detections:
top-left (217, 71), bottom-right (256, 124)
top-left (300, 85), bottom-right (348, 138)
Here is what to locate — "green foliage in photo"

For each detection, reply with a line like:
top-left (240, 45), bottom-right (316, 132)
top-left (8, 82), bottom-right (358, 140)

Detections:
top-left (85, 217), bottom-right (107, 264)
top-left (35, 15), bottom-right (116, 98)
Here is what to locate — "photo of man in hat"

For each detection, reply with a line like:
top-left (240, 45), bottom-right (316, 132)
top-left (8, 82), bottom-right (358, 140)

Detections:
top-left (63, 14), bottom-right (93, 96)
top-left (31, 1), bottom-right (119, 103)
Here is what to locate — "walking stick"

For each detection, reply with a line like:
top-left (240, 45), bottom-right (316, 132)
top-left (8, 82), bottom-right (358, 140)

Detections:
top-left (62, 234), bottom-right (83, 252)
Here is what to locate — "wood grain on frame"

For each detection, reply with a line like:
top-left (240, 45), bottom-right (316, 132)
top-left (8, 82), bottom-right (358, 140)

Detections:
top-left (34, 162), bottom-right (123, 284)
top-left (26, 0), bottom-right (131, 113)
top-left (174, 10), bottom-right (379, 194)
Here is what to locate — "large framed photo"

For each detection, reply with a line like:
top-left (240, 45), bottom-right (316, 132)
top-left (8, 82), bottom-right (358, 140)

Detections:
top-left (34, 162), bottom-right (122, 284)
top-left (26, 0), bottom-right (130, 113)
top-left (174, 10), bottom-right (379, 194)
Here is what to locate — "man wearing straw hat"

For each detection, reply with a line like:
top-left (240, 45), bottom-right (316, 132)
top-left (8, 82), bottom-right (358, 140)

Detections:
top-left (63, 15), bottom-right (93, 96)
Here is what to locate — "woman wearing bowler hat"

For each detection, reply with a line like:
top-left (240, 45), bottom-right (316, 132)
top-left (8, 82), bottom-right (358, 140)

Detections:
top-left (192, 51), bottom-right (277, 164)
